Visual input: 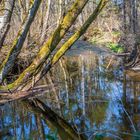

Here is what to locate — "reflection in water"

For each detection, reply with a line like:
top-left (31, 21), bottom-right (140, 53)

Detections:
top-left (0, 50), bottom-right (140, 139)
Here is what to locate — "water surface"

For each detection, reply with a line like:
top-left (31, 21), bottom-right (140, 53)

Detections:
top-left (0, 42), bottom-right (140, 140)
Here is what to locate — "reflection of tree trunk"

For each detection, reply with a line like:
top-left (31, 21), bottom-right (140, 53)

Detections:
top-left (133, 82), bottom-right (138, 114)
top-left (35, 114), bottom-right (45, 140)
top-left (21, 108), bottom-right (25, 139)
top-left (47, 73), bottom-right (61, 111)
top-left (59, 59), bottom-right (69, 107)
top-left (13, 103), bottom-right (17, 137)
top-left (123, 72), bottom-right (127, 104)
top-left (24, 98), bottom-right (86, 140)
top-left (81, 55), bottom-right (85, 116)
top-left (122, 76), bottom-right (136, 133)
top-left (87, 63), bottom-right (92, 109)
top-left (80, 55), bottom-right (86, 133)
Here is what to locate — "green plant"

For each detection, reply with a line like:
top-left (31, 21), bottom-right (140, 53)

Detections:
top-left (107, 42), bottom-right (124, 53)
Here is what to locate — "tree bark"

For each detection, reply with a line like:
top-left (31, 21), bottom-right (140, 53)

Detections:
top-left (123, 0), bottom-right (126, 32)
top-left (0, 0), bottom-right (42, 83)
top-left (17, 0), bottom-right (108, 91)
top-left (0, 0), bottom-right (15, 48)
top-left (40, 0), bottom-right (51, 43)
top-left (0, 0), bottom-right (89, 91)
top-left (0, 0), bottom-right (108, 92)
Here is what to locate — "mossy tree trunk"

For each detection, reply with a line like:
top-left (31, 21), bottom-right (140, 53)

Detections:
top-left (0, 0), bottom-right (108, 92)
top-left (0, 0), bottom-right (89, 91)
top-left (0, 0), bottom-right (42, 83)
top-left (20, 0), bottom-right (108, 91)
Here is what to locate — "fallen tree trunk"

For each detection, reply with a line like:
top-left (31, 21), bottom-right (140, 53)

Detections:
top-left (0, 84), bottom-right (59, 105)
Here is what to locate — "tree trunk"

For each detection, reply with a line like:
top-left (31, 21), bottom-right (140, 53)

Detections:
top-left (58, 0), bottom-right (63, 25)
top-left (17, 0), bottom-right (108, 91)
top-left (40, 0), bottom-right (51, 43)
top-left (0, 0), bottom-right (108, 92)
top-left (0, 0), bottom-right (15, 48)
top-left (0, 0), bottom-right (42, 83)
top-left (0, 0), bottom-right (89, 91)
top-left (123, 0), bottom-right (126, 32)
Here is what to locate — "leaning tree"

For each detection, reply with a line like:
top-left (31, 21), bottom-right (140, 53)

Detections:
top-left (0, 0), bottom-right (108, 103)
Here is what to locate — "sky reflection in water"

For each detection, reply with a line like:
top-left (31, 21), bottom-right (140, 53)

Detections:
top-left (0, 50), bottom-right (140, 140)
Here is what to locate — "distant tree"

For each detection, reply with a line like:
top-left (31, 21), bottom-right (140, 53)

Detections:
top-left (0, 0), bottom-right (15, 48)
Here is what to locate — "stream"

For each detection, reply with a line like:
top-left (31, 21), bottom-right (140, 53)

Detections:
top-left (0, 41), bottom-right (140, 140)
